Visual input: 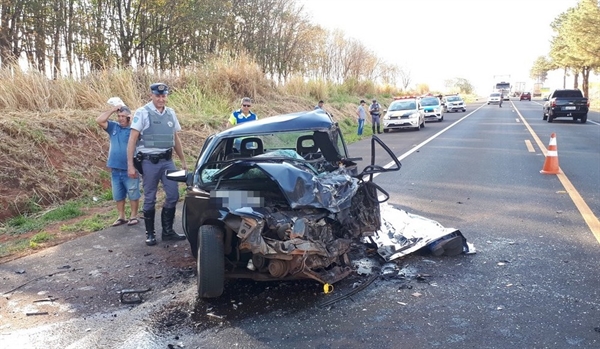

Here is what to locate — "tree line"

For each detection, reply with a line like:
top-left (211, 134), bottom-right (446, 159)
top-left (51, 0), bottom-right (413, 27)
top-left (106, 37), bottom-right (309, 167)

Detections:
top-left (0, 0), bottom-right (412, 86)
top-left (529, 0), bottom-right (600, 97)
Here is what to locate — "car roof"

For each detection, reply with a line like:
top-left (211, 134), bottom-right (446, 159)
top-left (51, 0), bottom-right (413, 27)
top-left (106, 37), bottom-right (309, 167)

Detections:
top-left (217, 110), bottom-right (336, 137)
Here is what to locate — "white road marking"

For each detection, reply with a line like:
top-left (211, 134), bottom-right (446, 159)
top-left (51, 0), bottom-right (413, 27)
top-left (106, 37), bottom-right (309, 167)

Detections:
top-left (524, 139), bottom-right (535, 152)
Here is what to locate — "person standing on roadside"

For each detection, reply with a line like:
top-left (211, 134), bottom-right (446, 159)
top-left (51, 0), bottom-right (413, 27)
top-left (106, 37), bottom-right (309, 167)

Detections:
top-left (356, 100), bottom-right (367, 136)
top-left (229, 97), bottom-right (258, 126)
top-left (369, 99), bottom-right (382, 134)
top-left (314, 100), bottom-right (324, 110)
top-left (97, 102), bottom-right (141, 227)
top-left (127, 83), bottom-right (187, 246)
top-left (499, 91), bottom-right (503, 108)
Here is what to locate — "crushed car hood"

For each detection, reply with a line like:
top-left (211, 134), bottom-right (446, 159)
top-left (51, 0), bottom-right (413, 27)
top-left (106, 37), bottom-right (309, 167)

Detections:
top-left (211, 160), bottom-right (359, 213)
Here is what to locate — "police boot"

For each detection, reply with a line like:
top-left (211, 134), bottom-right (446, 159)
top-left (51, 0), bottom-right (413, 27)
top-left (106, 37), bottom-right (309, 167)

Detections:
top-left (161, 207), bottom-right (185, 241)
top-left (143, 209), bottom-right (157, 246)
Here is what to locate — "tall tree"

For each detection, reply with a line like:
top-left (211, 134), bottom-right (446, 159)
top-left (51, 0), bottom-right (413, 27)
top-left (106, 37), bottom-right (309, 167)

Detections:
top-left (549, 0), bottom-right (600, 96)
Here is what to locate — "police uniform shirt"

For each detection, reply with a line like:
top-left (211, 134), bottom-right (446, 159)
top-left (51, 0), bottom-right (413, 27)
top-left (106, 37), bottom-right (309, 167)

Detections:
top-left (131, 101), bottom-right (182, 155)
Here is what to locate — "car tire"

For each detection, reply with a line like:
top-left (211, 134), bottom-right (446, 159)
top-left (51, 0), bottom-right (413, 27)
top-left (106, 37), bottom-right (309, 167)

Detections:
top-left (197, 225), bottom-right (225, 298)
top-left (543, 110), bottom-right (548, 121)
top-left (487, 102), bottom-right (490, 105)
top-left (462, 108), bottom-right (466, 112)
top-left (383, 129), bottom-right (390, 133)
top-left (440, 115), bottom-right (444, 122)
top-left (581, 114), bottom-right (587, 123)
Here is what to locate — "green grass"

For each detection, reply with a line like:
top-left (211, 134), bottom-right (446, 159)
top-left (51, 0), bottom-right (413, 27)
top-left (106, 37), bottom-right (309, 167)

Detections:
top-left (60, 213), bottom-right (110, 233)
top-left (0, 239), bottom-right (30, 257)
top-left (41, 201), bottom-right (83, 222)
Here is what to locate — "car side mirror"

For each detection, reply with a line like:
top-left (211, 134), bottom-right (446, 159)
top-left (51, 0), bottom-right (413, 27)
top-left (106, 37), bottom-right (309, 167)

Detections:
top-left (166, 169), bottom-right (193, 186)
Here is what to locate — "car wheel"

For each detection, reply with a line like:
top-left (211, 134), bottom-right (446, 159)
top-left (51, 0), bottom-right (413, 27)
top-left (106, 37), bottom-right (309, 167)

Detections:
top-left (581, 114), bottom-right (587, 123)
top-left (197, 225), bottom-right (225, 298)
top-left (440, 115), bottom-right (444, 122)
top-left (487, 102), bottom-right (490, 105)
top-left (462, 108), bottom-right (466, 112)
top-left (383, 129), bottom-right (390, 133)
top-left (542, 111), bottom-right (548, 120)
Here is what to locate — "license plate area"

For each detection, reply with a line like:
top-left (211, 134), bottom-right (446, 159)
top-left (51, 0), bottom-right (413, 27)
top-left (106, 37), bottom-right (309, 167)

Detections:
top-left (564, 106), bottom-right (576, 110)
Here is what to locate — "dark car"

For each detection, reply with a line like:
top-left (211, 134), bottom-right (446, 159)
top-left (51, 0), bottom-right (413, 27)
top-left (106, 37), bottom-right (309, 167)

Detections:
top-left (543, 89), bottom-right (589, 123)
top-left (168, 110), bottom-right (401, 297)
top-left (520, 92), bottom-right (531, 101)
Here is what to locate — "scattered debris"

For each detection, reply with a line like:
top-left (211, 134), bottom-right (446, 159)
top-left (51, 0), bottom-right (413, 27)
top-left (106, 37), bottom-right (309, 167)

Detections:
top-left (318, 274), bottom-right (378, 308)
top-left (119, 288), bottom-right (151, 304)
top-left (369, 203), bottom-right (474, 261)
top-left (26, 311), bottom-right (49, 316)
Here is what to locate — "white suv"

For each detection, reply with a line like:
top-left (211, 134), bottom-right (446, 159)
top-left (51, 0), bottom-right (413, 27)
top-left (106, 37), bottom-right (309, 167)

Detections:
top-left (382, 97), bottom-right (425, 132)
top-left (442, 95), bottom-right (466, 113)
top-left (420, 96), bottom-right (444, 122)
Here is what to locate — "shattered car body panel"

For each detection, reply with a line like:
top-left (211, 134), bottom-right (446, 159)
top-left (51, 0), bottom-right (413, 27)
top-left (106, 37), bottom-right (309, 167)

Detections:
top-left (170, 110), bottom-right (401, 297)
top-left (370, 203), bottom-right (474, 261)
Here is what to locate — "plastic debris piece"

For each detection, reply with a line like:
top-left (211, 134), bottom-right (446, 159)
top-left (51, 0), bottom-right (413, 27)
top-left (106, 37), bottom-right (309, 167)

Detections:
top-left (412, 292), bottom-right (422, 297)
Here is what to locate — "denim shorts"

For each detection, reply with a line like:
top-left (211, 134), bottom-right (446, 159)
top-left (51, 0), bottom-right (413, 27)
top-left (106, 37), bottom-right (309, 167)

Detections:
top-left (111, 169), bottom-right (141, 201)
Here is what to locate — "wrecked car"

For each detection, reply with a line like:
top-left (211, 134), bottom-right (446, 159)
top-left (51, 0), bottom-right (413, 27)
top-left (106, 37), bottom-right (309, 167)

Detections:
top-left (168, 110), bottom-right (401, 298)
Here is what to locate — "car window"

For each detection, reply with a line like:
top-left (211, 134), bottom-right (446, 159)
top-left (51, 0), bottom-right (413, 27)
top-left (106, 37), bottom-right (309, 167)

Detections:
top-left (389, 100), bottom-right (417, 111)
top-left (553, 90), bottom-right (583, 98)
top-left (490, 93), bottom-right (500, 97)
top-left (446, 96), bottom-right (460, 102)
top-left (420, 97), bottom-right (439, 106)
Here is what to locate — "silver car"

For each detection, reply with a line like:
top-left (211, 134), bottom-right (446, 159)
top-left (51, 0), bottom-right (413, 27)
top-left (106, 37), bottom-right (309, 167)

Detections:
top-left (442, 95), bottom-right (466, 113)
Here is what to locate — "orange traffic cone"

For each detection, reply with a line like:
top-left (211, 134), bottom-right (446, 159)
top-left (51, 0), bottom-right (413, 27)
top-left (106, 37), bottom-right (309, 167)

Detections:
top-left (540, 133), bottom-right (560, 174)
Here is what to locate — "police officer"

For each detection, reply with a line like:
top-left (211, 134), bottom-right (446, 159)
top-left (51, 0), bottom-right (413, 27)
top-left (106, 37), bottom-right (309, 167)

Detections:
top-left (229, 97), bottom-right (257, 126)
top-left (127, 83), bottom-right (187, 246)
top-left (369, 99), bottom-right (382, 134)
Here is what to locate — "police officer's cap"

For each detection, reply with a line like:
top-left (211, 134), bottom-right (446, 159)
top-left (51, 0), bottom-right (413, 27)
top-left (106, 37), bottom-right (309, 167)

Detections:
top-left (150, 83), bottom-right (169, 95)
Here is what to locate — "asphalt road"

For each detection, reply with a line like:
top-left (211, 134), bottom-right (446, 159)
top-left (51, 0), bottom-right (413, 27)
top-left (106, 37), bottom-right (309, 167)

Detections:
top-left (1, 98), bottom-right (599, 348)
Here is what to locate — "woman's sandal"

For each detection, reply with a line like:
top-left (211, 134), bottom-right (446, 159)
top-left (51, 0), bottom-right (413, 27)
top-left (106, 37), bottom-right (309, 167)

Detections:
top-left (127, 217), bottom-right (139, 226)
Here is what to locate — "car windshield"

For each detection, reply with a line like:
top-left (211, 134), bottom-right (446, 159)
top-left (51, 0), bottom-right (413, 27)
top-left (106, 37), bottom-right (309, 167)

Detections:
top-left (389, 100), bottom-right (417, 111)
top-left (198, 129), bottom-right (345, 184)
top-left (420, 97), bottom-right (439, 106)
top-left (490, 93), bottom-right (500, 97)
top-left (446, 96), bottom-right (461, 102)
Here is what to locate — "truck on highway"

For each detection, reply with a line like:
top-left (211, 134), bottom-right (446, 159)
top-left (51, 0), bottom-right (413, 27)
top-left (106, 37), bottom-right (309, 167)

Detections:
top-left (494, 82), bottom-right (511, 100)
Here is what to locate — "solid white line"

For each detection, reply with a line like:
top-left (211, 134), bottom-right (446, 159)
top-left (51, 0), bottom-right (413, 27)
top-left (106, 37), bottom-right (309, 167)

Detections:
top-left (375, 104), bottom-right (488, 178)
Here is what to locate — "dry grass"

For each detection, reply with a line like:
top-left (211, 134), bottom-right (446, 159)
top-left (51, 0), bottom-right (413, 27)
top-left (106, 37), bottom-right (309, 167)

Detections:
top-left (0, 55), bottom-right (484, 223)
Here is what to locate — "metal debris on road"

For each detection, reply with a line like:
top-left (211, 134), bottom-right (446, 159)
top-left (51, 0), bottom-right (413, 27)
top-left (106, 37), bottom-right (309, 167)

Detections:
top-left (318, 274), bottom-right (378, 309)
top-left (119, 288), bottom-right (151, 304)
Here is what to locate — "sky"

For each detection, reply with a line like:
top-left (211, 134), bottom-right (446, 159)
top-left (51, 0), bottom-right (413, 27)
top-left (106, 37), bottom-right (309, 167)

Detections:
top-left (298, 0), bottom-right (581, 94)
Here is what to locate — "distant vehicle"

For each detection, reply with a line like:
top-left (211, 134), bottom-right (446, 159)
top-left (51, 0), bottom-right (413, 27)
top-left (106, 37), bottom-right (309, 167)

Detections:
top-left (532, 83), bottom-right (543, 97)
top-left (419, 96), bottom-right (444, 122)
top-left (487, 92), bottom-right (502, 105)
top-left (542, 89), bottom-right (589, 123)
top-left (442, 95), bottom-right (466, 113)
top-left (494, 82), bottom-right (511, 100)
top-left (382, 97), bottom-right (425, 132)
top-left (519, 92), bottom-right (531, 101)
